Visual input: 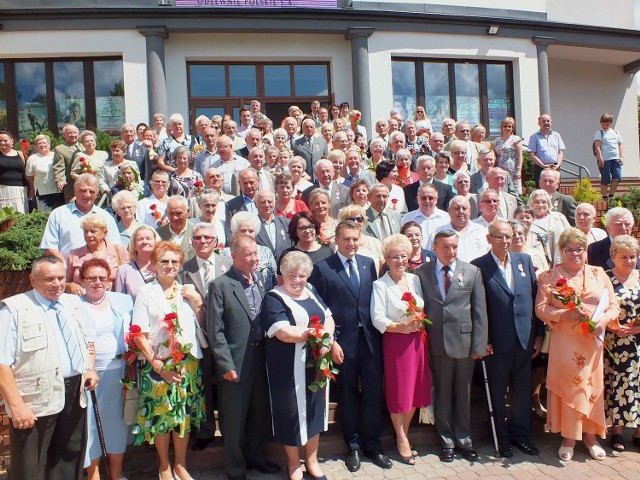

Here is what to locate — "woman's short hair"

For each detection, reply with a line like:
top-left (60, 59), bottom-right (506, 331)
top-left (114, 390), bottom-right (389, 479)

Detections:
top-left (400, 220), bottom-right (422, 236)
top-left (375, 160), bottom-right (396, 182)
top-left (109, 139), bottom-right (126, 151)
top-left (153, 113), bottom-right (165, 122)
top-left (452, 170), bottom-right (471, 184)
top-left (557, 227), bottom-right (587, 252)
top-left (151, 170), bottom-right (169, 182)
top-left (230, 211), bottom-right (261, 234)
top-left (288, 156), bottom-right (307, 172)
top-left (527, 189), bottom-right (552, 209)
top-left (34, 134), bottom-right (51, 147)
top-left (167, 113), bottom-right (184, 127)
top-left (514, 204), bottom-right (535, 219)
top-left (508, 219), bottom-right (528, 236)
top-left (128, 225), bottom-right (160, 261)
top-left (288, 211), bottom-right (320, 243)
top-left (327, 149), bottom-right (346, 164)
top-left (275, 172), bottom-right (293, 189)
top-left (173, 145), bottom-right (190, 160)
top-left (395, 149), bottom-right (411, 161)
top-left (369, 137), bottom-right (384, 150)
top-left (151, 240), bottom-right (184, 266)
top-left (280, 250), bottom-right (314, 277)
top-left (79, 258), bottom-right (111, 281)
top-left (81, 213), bottom-right (108, 231)
top-left (197, 190), bottom-right (220, 206)
top-left (339, 204), bottom-right (368, 224)
top-left (348, 179), bottom-right (369, 201)
top-left (80, 130), bottom-right (97, 144)
top-left (501, 116), bottom-right (516, 132)
top-left (382, 234), bottom-right (412, 258)
top-left (111, 189), bottom-right (138, 213)
top-left (610, 234), bottom-right (640, 258)
top-left (272, 128), bottom-right (287, 140)
top-left (308, 189), bottom-right (330, 208)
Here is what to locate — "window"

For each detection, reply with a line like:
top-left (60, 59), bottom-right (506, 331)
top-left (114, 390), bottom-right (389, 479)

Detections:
top-left (0, 58), bottom-right (125, 138)
top-left (392, 58), bottom-right (514, 136)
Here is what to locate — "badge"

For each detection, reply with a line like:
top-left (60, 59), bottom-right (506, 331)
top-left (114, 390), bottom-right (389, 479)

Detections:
top-left (518, 263), bottom-right (526, 278)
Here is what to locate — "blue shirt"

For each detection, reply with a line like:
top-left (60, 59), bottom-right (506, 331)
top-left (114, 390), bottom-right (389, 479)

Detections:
top-left (528, 130), bottom-right (565, 165)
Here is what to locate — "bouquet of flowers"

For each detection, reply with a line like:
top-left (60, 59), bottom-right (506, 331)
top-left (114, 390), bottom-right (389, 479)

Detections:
top-left (305, 315), bottom-right (339, 393)
top-left (117, 324), bottom-right (145, 390)
top-left (349, 111), bottom-right (361, 132)
top-left (401, 292), bottom-right (432, 343)
top-left (115, 168), bottom-right (144, 199)
top-left (78, 156), bottom-right (94, 175)
top-left (191, 143), bottom-right (204, 159)
top-left (158, 312), bottom-right (192, 371)
top-left (193, 180), bottom-right (204, 197)
top-left (149, 204), bottom-right (169, 227)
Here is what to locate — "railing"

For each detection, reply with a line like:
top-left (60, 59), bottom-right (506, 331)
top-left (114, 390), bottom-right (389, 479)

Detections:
top-left (559, 158), bottom-right (590, 182)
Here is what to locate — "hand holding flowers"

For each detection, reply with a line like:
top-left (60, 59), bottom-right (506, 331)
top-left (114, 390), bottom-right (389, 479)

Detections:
top-left (305, 315), bottom-right (339, 393)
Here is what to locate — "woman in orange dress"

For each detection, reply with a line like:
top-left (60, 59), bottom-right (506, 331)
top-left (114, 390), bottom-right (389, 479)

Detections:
top-left (535, 228), bottom-right (620, 461)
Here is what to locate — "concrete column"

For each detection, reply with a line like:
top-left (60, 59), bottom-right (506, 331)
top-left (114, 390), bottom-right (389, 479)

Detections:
top-left (139, 26), bottom-right (169, 120)
top-left (345, 27), bottom-right (375, 133)
top-left (532, 36), bottom-right (556, 115)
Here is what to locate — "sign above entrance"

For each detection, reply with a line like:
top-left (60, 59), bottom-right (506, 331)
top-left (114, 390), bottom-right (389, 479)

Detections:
top-left (175, 0), bottom-right (337, 7)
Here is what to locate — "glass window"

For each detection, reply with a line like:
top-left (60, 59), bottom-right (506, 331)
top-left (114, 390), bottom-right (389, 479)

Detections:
top-left (229, 65), bottom-right (257, 97)
top-left (486, 64), bottom-right (511, 136)
top-left (195, 106), bottom-right (225, 120)
top-left (264, 65), bottom-right (291, 97)
top-left (293, 65), bottom-right (328, 96)
top-left (54, 62), bottom-right (86, 133)
top-left (0, 63), bottom-right (6, 130)
top-left (454, 63), bottom-right (480, 125)
top-left (392, 61), bottom-right (416, 121)
top-left (423, 62), bottom-right (450, 130)
top-left (15, 62), bottom-right (49, 138)
top-left (189, 65), bottom-right (226, 98)
top-left (94, 60), bottom-right (126, 136)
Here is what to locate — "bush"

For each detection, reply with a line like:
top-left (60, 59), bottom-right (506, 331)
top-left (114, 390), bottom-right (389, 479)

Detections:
top-left (0, 210), bottom-right (49, 270)
top-left (16, 129), bottom-right (117, 154)
top-left (572, 178), bottom-right (602, 203)
top-left (610, 186), bottom-right (640, 223)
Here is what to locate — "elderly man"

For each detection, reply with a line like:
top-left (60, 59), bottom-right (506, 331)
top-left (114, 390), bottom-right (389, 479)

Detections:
top-left (208, 235), bottom-right (279, 480)
top-left (282, 116), bottom-right (299, 148)
top-left (429, 132), bottom-right (446, 157)
top-left (293, 117), bottom-right (328, 177)
top-left (343, 147), bottom-right (376, 187)
top-left (301, 159), bottom-right (350, 217)
top-left (587, 206), bottom-right (638, 269)
top-left (227, 168), bottom-right (260, 217)
top-left (202, 135), bottom-right (250, 195)
top-left (0, 255), bottom-right (98, 480)
top-left (539, 169), bottom-right (577, 226)
top-left (194, 115), bottom-right (212, 145)
top-left (445, 121), bottom-right (482, 173)
top-left (254, 190), bottom-right (292, 261)
top-left (469, 149), bottom-right (516, 197)
top-left (179, 222), bottom-right (232, 451)
top-left (486, 167), bottom-right (520, 220)
top-left (575, 203), bottom-right (607, 245)
top-left (332, 131), bottom-right (350, 152)
top-left (441, 118), bottom-right (456, 142)
top-left (383, 131), bottom-right (406, 161)
top-left (363, 183), bottom-right (402, 242)
top-left (231, 147), bottom-right (273, 195)
top-left (473, 189), bottom-right (503, 227)
top-left (431, 196), bottom-right (489, 262)
top-left (471, 220), bottom-right (542, 458)
top-left (121, 123), bottom-right (148, 183)
top-left (156, 196), bottom-right (195, 259)
top-left (41, 173), bottom-right (121, 259)
top-left (223, 119), bottom-right (247, 151)
top-left (310, 99), bottom-right (322, 126)
top-left (235, 128), bottom-right (263, 160)
top-left (52, 124), bottom-right (83, 202)
top-left (528, 114), bottom-right (565, 187)
top-left (416, 230), bottom-right (487, 463)
top-left (374, 119), bottom-right (390, 148)
top-left (402, 184), bottom-right (450, 248)
top-left (404, 155), bottom-right (454, 212)
top-left (194, 126), bottom-right (219, 176)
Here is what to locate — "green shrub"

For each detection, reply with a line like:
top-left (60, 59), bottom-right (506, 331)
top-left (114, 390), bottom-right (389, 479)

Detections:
top-left (0, 210), bottom-right (49, 270)
top-left (572, 178), bottom-right (602, 203)
top-left (610, 186), bottom-right (640, 223)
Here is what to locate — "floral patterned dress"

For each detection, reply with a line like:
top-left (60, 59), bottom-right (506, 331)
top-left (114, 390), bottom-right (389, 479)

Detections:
top-left (493, 134), bottom-right (522, 179)
top-left (604, 270), bottom-right (640, 428)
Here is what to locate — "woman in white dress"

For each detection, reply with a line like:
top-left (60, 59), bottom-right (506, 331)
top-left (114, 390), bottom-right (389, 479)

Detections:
top-left (528, 189), bottom-right (570, 266)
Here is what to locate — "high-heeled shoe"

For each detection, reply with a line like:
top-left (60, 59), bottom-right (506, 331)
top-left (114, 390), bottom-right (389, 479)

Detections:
top-left (173, 469), bottom-right (195, 480)
top-left (558, 444), bottom-right (574, 461)
top-left (585, 442), bottom-right (606, 461)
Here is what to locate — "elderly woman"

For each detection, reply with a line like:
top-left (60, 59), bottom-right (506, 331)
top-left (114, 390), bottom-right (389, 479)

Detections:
top-left (327, 149), bottom-right (346, 184)
top-left (172, 145), bottom-right (203, 197)
top-left (604, 235), bottom-right (640, 452)
top-left (371, 234), bottom-right (430, 464)
top-left (260, 251), bottom-right (335, 480)
top-left (288, 157), bottom-right (313, 196)
top-left (0, 129), bottom-right (29, 213)
top-left (339, 204), bottom-right (383, 269)
top-left (376, 160), bottom-right (406, 213)
top-left (71, 130), bottom-right (109, 187)
top-left (153, 112), bottom-right (168, 141)
top-left (514, 205), bottom-right (548, 265)
top-left (265, 146), bottom-right (280, 171)
top-left (368, 137), bottom-right (386, 167)
top-left (131, 241), bottom-right (205, 480)
top-left (509, 220), bottom-right (549, 274)
top-left (278, 212), bottom-right (333, 277)
top-left (112, 189), bottom-right (139, 248)
top-left (395, 149), bottom-right (418, 187)
top-left (494, 117), bottom-right (523, 195)
top-left (115, 225), bottom-right (159, 300)
top-left (308, 189), bottom-right (339, 244)
top-left (190, 189), bottom-right (227, 247)
top-left (535, 228), bottom-right (620, 461)
top-left (137, 170), bottom-right (170, 228)
top-left (528, 189), bottom-right (571, 266)
top-left (401, 221), bottom-right (436, 273)
top-left (471, 123), bottom-right (492, 151)
top-left (66, 214), bottom-right (130, 295)
top-left (99, 139), bottom-right (139, 195)
top-left (26, 133), bottom-right (64, 211)
top-left (452, 170), bottom-right (478, 219)
top-left (320, 123), bottom-right (335, 146)
top-left (575, 203), bottom-right (607, 245)
top-left (80, 258), bottom-right (133, 480)
top-left (275, 172), bottom-right (310, 219)
top-left (273, 128), bottom-right (292, 154)
top-left (158, 113), bottom-right (195, 163)
top-left (348, 179), bottom-right (370, 210)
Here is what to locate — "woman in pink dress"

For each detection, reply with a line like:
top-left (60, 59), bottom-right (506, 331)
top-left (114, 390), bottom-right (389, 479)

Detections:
top-left (535, 228), bottom-right (620, 461)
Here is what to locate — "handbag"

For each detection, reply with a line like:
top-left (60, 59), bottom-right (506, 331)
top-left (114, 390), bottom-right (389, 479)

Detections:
top-left (195, 323), bottom-right (209, 349)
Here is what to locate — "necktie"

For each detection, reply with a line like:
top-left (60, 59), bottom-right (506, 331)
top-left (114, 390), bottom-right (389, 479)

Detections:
top-left (347, 258), bottom-right (359, 290)
top-left (378, 213), bottom-right (389, 238)
top-left (442, 265), bottom-right (451, 296)
top-left (51, 301), bottom-right (82, 372)
top-left (204, 261), bottom-right (215, 287)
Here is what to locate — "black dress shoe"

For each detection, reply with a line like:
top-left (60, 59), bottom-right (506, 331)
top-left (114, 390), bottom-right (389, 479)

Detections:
top-left (511, 440), bottom-right (539, 456)
top-left (457, 447), bottom-right (478, 461)
top-left (498, 445), bottom-right (513, 458)
top-left (345, 449), bottom-right (362, 472)
top-left (247, 460), bottom-right (281, 474)
top-left (365, 451), bottom-right (392, 469)
top-left (439, 447), bottom-right (455, 462)
top-left (191, 437), bottom-right (213, 451)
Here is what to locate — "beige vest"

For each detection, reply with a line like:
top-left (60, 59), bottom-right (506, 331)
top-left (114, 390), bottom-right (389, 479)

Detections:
top-left (1, 291), bottom-right (90, 417)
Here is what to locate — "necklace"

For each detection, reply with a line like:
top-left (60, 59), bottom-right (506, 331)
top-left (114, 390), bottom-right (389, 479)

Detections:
top-left (87, 294), bottom-right (107, 305)
top-left (164, 281), bottom-right (179, 300)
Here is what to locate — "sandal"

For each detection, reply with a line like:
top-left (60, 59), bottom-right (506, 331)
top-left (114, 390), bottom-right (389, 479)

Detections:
top-left (558, 445), bottom-right (574, 461)
top-left (585, 441), bottom-right (606, 461)
top-left (398, 454), bottom-right (416, 465)
top-left (411, 449), bottom-right (418, 457)
top-left (610, 433), bottom-right (625, 452)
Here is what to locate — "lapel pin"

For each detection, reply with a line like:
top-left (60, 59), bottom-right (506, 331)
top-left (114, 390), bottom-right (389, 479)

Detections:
top-left (457, 271), bottom-right (464, 287)
top-left (518, 263), bottom-right (526, 277)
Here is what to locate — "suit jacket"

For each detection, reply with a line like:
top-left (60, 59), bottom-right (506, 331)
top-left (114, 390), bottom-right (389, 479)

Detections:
top-left (230, 168), bottom-right (274, 195)
top-left (415, 260), bottom-right (488, 358)
top-left (363, 207), bottom-right (402, 242)
top-left (470, 171), bottom-right (520, 198)
top-left (499, 191), bottom-right (519, 220)
top-left (550, 191), bottom-right (577, 226)
top-left (301, 183), bottom-right (350, 218)
top-left (404, 180), bottom-right (454, 213)
top-left (256, 215), bottom-right (293, 261)
top-left (342, 169), bottom-right (376, 188)
top-left (292, 136), bottom-right (329, 178)
top-left (52, 143), bottom-right (83, 202)
top-left (207, 268), bottom-right (265, 381)
top-left (308, 253), bottom-right (381, 357)
top-left (125, 142), bottom-right (148, 184)
top-left (471, 251), bottom-right (541, 353)
top-left (587, 236), bottom-right (613, 270)
top-left (235, 145), bottom-right (250, 159)
top-left (156, 222), bottom-right (195, 261)
top-left (179, 253), bottom-right (233, 302)
top-left (226, 194), bottom-right (250, 218)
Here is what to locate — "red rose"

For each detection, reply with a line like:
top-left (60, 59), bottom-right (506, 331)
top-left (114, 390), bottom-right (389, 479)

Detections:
top-left (150, 204), bottom-right (157, 211)
top-left (309, 315), bottom-right (321, 325)
top-left (165, 312), bottom-right (178, 321)
top-left (391, 199), bottom-right (398, 204)
top-left (401, 292), bottom-right (414, 302)
top-left (555, 278), bottom-right (567, 287)
top-left (129, 325), bottom-right (141, 334)
top-left (194, 181), bottom-right (203, 187)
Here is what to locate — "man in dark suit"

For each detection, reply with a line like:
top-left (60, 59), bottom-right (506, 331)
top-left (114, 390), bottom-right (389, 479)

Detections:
top-left (364, 183), bottom-right (402, 242)
top-left (404, 155), bottom-right (454, 212)
top-left (470, 149), bottom-right (518, 197)
top-left (471, 220), bottom-right (542, 458)
top-left (234, 128), bottom-right (263, 160)
top-left (486, 167), bottom-right (520, 220)
top-left (292, 118), bottom-right (328, 178)
top-left (255, 190), bottom-right (293, 261)
top-left (539, 169), bottom-right (577, 226)
top-left (301, 159), bottom-right (350, 218)
top-left (122, 123), bottom-right (148, 184)
top-left (415, 230), bottom-right (488, 463)
top-left (343, 147), bottom-right (376, 187)
top-left (208, 235), bottom-right (280, 480)
top-left (587, 207), bottom-right (637, 269)
top-left (226, 168), bottom-right (260, 218)
top-left (308, 221), bottom-right (391, 472)
top-left (52, 124), bottom-right (83, 202)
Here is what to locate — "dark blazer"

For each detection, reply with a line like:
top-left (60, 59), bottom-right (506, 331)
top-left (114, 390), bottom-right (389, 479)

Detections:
top-left (308, 253), bottom-right (380, 356)
top-left (235, 145), bottom-right (250, 159)
top-left (404, 179), bottom-right (454, 213)
top-left (292, 136), bottom-right (329, 178)
top-left (471, 251), bottom-right (542, 353)
top-left (207, 268), bottom-right (266, 381)
top-left (301, 182), bottom-right (350, 218)
top-left (156, 222), bottom-right (195, 261)
top-left (125, 142), bottom-right (148, 184)
top-left (550, 191), bottom-right (577, 226)
top-left (470, 171), bottom-right (520, 198)
top-left (256, 215), bottom-right (293, 261)
top-left (226, 194), bottom-right (250, 218)
top-left (179, 253), bottom-right (233, 301)
top-left (363, 207), bottom-right (402, 242)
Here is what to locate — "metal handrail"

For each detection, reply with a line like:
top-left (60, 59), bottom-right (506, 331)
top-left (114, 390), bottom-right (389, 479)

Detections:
top-left (559, 158), bottom-right (590, 182)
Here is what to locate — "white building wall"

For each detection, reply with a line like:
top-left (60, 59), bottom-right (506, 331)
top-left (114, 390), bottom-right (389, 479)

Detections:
top-left (0, 30), bottom-right (149, 125)
top-left (548, 58), bottom-right (639, 178)
top-left (355, 0), bottom-right (546, 13)
top-left (546, 0), bottom-right (636, 29)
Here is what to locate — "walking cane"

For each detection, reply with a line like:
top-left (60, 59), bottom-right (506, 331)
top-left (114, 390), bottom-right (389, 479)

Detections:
top-left (481, 360), bottom-right (500, 456)
top-left (87, 380), bottom-right (112, 480)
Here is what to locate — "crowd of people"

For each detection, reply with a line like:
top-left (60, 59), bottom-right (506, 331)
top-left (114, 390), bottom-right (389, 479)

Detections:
top-left (0, 100), bottom-right (635, 480)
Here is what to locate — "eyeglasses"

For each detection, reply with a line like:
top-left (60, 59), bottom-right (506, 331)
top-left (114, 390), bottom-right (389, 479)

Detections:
top-left (152, 180), bottom-right (168, 185)
top-left (419, 195), bottom-right (437, 201)
top-left (159, 259), bottom-right (181, 265)
top-left (347, 216), bottom-right (364, 223)
top-left (83, 276), bottom-right (109, 283)
top-left (562, 247), bottom-right (585, 255)
top-left (459, 129), bottom-right (470, 133)
top-left (481, 199), bottom-right (500, 204)
top-left (297, 225), bottom-right (315, 232)
top-left (490, 234), bottom-right (512, 241)
top-left (456, 180), bottom-right (470, 185)
top-left (192, 235), bottom-right (217, 242)
top-left (388, 255), bottom-right (408, 261)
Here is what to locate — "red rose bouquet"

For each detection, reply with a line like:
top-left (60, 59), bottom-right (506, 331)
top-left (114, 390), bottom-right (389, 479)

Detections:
top-left (149, 203), bottom-right (169, 227)
top-left (159, 312), bottom-right (192, 371)
top-left (78, 156), bottom-right (94, 175)
top-left (117, 324), bottom-right (145, 390)
top-left (305, 315), bottom-right (339, 393)
top-left (401, 292), bottom-right (432, 343)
